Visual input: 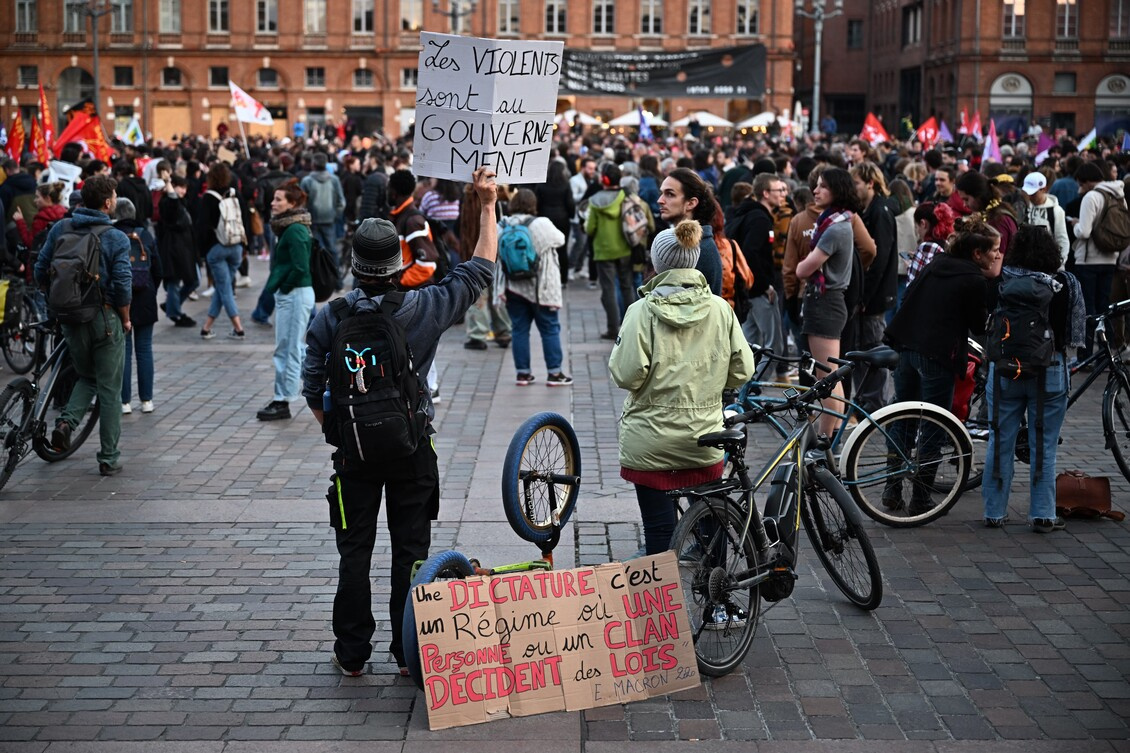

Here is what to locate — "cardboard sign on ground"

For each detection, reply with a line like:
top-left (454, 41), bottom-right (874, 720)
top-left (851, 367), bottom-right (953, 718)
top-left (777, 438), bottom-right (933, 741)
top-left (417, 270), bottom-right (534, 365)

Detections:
top-left (410, 551), bottom-right (700, 729)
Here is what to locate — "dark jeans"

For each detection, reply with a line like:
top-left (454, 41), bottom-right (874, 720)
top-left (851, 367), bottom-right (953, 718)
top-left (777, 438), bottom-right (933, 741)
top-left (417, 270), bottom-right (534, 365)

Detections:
top-left (1074, 264), bottom-right (1114, 359)
top-left (329, 444), bottom-right (438, 670)
top-left (635, 484), bottom-right (680, 555)
top-left (597, 257), bottom-right (636, 334)
top-left (851, 314), bottom-right (890, 414)
top-left (889, 349), bottom-right (955, 466)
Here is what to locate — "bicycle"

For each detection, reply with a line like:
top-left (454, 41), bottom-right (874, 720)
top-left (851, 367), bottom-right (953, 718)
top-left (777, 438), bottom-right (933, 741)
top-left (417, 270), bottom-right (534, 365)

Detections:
top-left (401, 411), bottom-right (581, 690)
top-left (669, 348), bottom-right (885, 677)
top-left (1, 279), bottom-right (43, 374)
top-left (733, 346), bottom-right (974, 528)
top-left (0, 318), bottom-right (101, 492)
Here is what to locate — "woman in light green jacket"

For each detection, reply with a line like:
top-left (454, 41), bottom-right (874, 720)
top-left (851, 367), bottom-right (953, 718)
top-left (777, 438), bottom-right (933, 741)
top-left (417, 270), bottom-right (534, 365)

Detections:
top-left (609, 220), bottom-right (754, 557)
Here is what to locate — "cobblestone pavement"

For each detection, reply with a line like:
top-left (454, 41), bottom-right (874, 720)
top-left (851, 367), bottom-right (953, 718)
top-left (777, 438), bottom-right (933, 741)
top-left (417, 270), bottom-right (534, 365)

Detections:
top-left (1, 259), bottom-right (1129, 752)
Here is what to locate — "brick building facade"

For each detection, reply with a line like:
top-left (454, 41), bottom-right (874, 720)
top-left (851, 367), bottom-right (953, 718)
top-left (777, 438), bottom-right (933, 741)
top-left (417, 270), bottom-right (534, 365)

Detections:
top-left (1, 0), bottom-right (796, 144)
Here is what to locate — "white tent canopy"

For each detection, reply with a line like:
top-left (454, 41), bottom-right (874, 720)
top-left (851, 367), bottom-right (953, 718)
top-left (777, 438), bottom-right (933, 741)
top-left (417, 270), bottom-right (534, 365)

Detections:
top-left (608, 110), bottom-right (668, 127)
top-left (559, 109), bottom-right (601, 126)
top-left (671, 111), bottom-right (734, 128)
top-left (737, 112), bottom-right (791, 129)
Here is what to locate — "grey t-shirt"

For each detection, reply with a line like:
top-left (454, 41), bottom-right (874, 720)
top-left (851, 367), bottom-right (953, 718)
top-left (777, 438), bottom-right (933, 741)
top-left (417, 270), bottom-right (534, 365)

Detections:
top-left (815, 221), bottom-right (854, 291)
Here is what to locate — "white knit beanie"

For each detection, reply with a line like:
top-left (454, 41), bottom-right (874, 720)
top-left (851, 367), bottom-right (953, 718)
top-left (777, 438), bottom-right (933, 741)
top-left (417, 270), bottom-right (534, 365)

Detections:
top-left (651, 220), bottom-right (702, 274)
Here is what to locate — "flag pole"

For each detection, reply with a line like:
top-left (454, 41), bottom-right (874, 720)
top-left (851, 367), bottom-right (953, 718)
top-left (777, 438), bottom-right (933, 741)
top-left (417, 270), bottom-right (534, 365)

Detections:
top-left (236, 116), bottom-right (251, 160)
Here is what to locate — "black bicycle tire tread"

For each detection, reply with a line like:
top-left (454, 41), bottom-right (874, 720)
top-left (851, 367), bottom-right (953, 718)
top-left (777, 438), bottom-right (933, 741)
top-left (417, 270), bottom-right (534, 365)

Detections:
top-left (0, 380), bottom-right (35, 491)
top-left (401, 550), bottom-right (475, 691)
top-left (501, 412), bottom-right (580, 545)
top-left (803, 467), bottom-right (883, 610)
top-left (1103, 377), bottom-right (1130, 484)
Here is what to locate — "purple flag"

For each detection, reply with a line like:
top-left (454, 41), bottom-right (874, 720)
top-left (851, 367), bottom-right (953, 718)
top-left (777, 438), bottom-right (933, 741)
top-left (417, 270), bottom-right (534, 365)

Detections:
top-left (983, 119), bottom-right (1002, 167)
top-left (638, 106), bottom-right (653, 142)
top-left (1037, 131), bottom-right (1056, 155)
top-left (938, 120), bottom-right (954, 144)
top-left (1122, 131), bottom-right (1130, 151)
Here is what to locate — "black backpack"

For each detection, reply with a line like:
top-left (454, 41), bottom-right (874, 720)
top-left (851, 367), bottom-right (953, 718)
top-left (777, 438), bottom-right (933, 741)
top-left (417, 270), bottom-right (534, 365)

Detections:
top-left (309, 238), bottom-right (338, 302)
top-left (46, 222), bottom-right (113, 324)
top-left (323, 292), bottom-right (427, 463)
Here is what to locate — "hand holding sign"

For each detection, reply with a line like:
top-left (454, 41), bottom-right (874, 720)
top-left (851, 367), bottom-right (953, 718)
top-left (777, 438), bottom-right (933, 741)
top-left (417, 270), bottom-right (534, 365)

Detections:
top-left (414, 33), bottom-right (564, 184)
top-left (472, 167), bottom-right (497, 209)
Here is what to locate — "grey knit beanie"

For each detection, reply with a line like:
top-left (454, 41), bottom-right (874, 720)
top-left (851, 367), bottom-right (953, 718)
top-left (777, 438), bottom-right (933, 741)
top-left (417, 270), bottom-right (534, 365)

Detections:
top-left (651, 220), bottom-right (702, 274)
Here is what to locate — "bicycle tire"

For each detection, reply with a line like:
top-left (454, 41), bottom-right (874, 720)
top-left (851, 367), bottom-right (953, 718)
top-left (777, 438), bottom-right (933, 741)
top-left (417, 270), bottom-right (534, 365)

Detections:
top-left (802, 466), bottom-right (882, 610)
top-left (1103, 373), bottom-right (1130, 483)
top-left (669, 494), bottom-right (761, 677)
top-left (0, 379), bottom-right (35, 491)
top-left (32, 362), bottom-right (100, 462)
top-left (501, 412), bottom-right (580, 545)
top-left (841, 403), bottom-right (971, 528)
top-left (1, 298), bottom-right (39, 374)
top-left (960, 380), bottom-right (988, 492)
top-left (401, 550), bottom-right (476, 691)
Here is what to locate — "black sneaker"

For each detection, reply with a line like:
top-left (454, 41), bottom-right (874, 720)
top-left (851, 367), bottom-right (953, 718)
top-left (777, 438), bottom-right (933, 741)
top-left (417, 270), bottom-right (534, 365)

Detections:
top-left (200, 328), bottom-right (215, 340)
top-left (704, 602), bottom-right (748, 631)
top-left (546, 372), bottom-right (574, 387)
top-left (463, 339), bottom-right (488, 350)
top-left (515, 373), bottom-right (536, 386)
top-left (51, 421), bottom-right (72, 452)
top-left (1032, 517), bottom-right (1066, 533)
top-left (98, 462), bottom-right (123, 477)
top-left (175, 315), bottom-right (197, 328)
top-left (494, 336), bottom-right (511, 349)
top-left (256, 401), bottom-right (291, 421)
top-left (984, 516), bottom-right (1009, 528)
top-left (228, 328), bottom-right (246, 340)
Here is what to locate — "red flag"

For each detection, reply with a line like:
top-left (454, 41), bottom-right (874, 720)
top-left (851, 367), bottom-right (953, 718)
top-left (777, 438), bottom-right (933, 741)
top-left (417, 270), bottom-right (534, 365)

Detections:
top-left (970, 111), bottom-right (983, 142)
top-left (915, 117), bottom-right (939, 148)
top-left (81, 116), bottom-right (112, 163)
top-left (51, 111), bottom-right (113, 162)
top-left (30, 117), bottom-right (48, 163)
top-left (52, 111), bottom-right (94, 157)
top-left (957, 108), bottom-right (969, 136)
top-left (38, 83), bottom-right (54, 152)
top-left (860, 112), bottom-right (890, 146)
top-left (336, 121), bottom-right (346, 143)
top-left (6, 111), bottom-right (25, 161)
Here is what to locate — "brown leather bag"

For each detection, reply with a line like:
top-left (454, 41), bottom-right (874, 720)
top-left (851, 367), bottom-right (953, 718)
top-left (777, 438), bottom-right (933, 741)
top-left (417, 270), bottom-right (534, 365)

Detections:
top-left (1055, 471), bottom-right (1124, 521)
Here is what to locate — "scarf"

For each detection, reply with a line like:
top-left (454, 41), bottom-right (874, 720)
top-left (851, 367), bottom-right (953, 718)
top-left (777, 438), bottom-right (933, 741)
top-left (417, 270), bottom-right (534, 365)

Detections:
top-left (808, 208), bottom-right (852, 294)
top-left (1001, 266), bottom-right (1086, 349)
top-left (270, 207), bottom-right (311, 236)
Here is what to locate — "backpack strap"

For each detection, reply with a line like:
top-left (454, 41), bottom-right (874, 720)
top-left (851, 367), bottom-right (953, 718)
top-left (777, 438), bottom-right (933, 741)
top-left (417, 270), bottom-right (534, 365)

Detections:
top-left (378, 290), bottom-right (406, 316)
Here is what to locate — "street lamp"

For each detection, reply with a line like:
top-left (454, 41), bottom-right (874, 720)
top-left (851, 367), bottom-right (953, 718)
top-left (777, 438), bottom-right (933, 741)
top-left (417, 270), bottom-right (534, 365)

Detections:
top-left (431, 0), bottom-right (477, 34)
top-left (794, 0), bottom-right (844, 137)
top-left (68, 1), bottom-right (113, 116)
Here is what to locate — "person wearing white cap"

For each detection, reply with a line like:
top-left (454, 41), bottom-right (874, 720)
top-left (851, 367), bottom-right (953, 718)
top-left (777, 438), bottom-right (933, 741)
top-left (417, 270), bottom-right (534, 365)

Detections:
top-left (609, 219), bottom-right (754, 571)
top-left (1019, 170), bottom-right (1070, 269)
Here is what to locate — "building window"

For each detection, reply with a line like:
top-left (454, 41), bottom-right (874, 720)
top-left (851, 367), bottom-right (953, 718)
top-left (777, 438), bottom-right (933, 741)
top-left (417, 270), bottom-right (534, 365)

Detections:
top-left (209, 0), bottom-right (229, 32)
top-left (18, 66), bottom-right (38, 87)
top-left (16, 0), bottom-right (37, 32)
top-left (847, 19), bottom-right (864, 48)
top-left (736, 0), bottom-right (759, 35)
top-left (1053, 72), bottom-right (1076, 93)
top-left (1002, 0), bottom-right (1024, 37)
top-left (159, 0), bottom-right (180, 32)
top-left (641, 0), bottom-right (662, 34)
top-left (113, 66), bottom-right (133, 86)
top-left (257, 0), bottom-right (277, 32)
top-left (688, 0), bottom-right (710, 35)
top-left (258, 68), bottom-right (279, 88)
top-left (354, 68), bottom-right (374, 88)
top-left (209, 66), bottom-right (228, 87)
top-left (64, 1), bottom-right (85, 33)
top-left (111, 0), bottom-right (132, 32)
top-left (498, 0), bottom-right (519, 33)
top-left (593, 0), bottom-right (614, 34)
top-left (161, 67), bottom-right (182, 87)
top-left (401, 0), bottom-right (422, 31)
top-left (1056, 0), bottom-right (1077, 38)
top-left (354, 0), bottom-right (374, 32)
top-left (902, 4), bottom-right (922, 46)
top-left (1114, 0), bottom-right (1130, 37)
top-left (305, 0), bottom-right (327, 33)
top-left (545, 0), bottom-right (566, 33)
top-left (306, 67), bottom-right (326, 87)
top-left (401, 67), bottom-right (418, 88)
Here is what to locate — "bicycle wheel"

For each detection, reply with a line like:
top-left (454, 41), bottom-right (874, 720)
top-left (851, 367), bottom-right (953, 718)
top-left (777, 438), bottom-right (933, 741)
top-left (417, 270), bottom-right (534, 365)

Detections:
top-left (802, 465), bottom-right (882, 610)
top-left (501, 412), bottom-right (580, 545)
top-left (401, 550), bottom-right (475, 691)
top-left (1, 298), bottom-right (39, 374)
top-left (1103, 373), bottom-right (1130, 483)
top-left (0, 378), bottom-right (35, 491)
top-left (841, 404), bottom-right (971, 527)
top-left (669, 495), bottom-right (761, 677)
top-left (32, 362), bottom-right (100, 462)
top-left (960, 379), bottom-right (988, 492)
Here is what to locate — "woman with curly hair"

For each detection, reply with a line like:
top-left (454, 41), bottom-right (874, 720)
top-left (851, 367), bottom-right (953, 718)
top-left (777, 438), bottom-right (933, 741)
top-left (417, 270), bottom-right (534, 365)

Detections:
top-left (905, 201), bottom-right (957, 283)
top-left (956, 170), bottom-right (1019, 257)
top-left (982, 224), bottom-right (1085, 533)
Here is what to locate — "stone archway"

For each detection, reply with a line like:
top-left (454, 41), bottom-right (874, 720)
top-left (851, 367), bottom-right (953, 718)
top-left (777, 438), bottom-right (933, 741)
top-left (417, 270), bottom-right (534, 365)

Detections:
top-left (57, 67), bottom-right (95, 116)
top-left (988, 72), bottom-right (1032, 140)
top-left (1095, 74), bottom-right (1130, 136)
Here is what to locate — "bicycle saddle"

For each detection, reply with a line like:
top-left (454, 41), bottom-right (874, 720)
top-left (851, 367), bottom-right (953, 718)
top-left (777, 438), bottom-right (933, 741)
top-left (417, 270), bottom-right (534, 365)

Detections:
top-left (843, 346), bottom-right (900, 370)
top-left (697, 428), bottom-right (746, 448)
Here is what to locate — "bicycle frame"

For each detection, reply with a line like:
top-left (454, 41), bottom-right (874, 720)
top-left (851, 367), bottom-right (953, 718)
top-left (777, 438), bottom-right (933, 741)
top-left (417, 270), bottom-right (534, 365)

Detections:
top-left (18, 323), bottom-right (72, 441)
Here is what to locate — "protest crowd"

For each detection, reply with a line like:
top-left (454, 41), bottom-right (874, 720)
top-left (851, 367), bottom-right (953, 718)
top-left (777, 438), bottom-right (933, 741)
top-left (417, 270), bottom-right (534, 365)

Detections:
top-left (3, 113), bottom-right (1130, 673)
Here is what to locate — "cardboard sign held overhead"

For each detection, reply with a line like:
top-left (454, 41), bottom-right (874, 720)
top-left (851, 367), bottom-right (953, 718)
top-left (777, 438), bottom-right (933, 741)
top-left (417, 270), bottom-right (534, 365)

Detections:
top-left (413, 32), bottom-right (564, 184)
top-left (410, 551), bottom-right (701, 730)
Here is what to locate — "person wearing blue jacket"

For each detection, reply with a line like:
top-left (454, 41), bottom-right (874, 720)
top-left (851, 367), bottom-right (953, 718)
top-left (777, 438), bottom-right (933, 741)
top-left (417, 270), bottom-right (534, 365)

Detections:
top-left (34, 174), bottom-right (132, 477)
top-left (300, 167), bottom-right (499, 679)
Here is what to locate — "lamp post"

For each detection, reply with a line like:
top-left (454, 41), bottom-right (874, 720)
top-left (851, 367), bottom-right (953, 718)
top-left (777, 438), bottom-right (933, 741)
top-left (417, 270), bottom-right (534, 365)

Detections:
top-left (431, 0), bottom-right (477, 34)
top-left (69, 1), bottom-right (113, 116)
top-left (794, 0), bottom-right (844, 137)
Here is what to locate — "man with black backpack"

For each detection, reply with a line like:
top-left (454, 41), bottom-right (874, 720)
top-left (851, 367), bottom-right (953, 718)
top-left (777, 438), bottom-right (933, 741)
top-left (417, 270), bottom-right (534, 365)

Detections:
top-left (33, 174), bottom-right (133, 477)
top-left (301, 166), bottom-right (500, 678)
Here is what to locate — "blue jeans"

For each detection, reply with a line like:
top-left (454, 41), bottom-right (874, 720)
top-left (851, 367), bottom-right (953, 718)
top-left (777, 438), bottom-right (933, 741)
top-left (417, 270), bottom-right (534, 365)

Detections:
top-left (273, 286), bottom-right (315, 401)
top-left (252, 286), bottom-right (276, 323)
top-left (635, 484), bottom-right (680, 555)
top-left (206, 243), bottom-right (242, 320)
top-left (505, 294), bottom-right (563, 374)
top-left (162, 279), bottom-right (194, 321)
top-left (121, 323), bottom-right (154, 403)
top-left (982, 356), bottom-right (1069, 522)
top-left (1073, 264), bottom-right (1114, 359)
top-left (597, 257), bottom-right (636, 333)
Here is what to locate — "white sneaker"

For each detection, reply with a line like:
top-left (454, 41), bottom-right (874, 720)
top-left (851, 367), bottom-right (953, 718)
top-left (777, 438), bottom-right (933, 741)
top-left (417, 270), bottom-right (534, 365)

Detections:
top-left (140, 401), bottom-right (155, 414)
top-left (235, 276), bottom-right (252, 288)
top-left (188, 291), bottom-right (200, 301)
top-left (121, 403), bottom-right (132, 414)
top-left (200, 287), bottom-right (214, 298)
